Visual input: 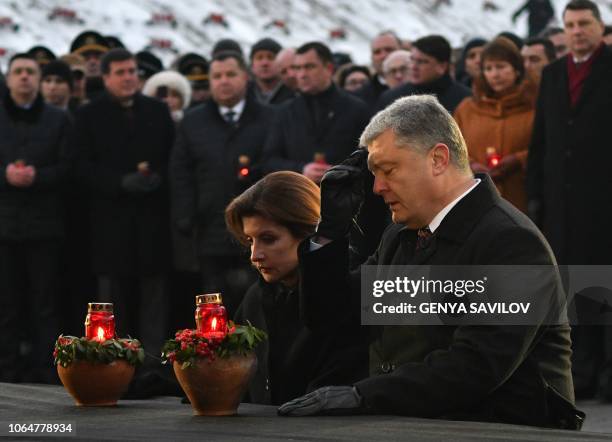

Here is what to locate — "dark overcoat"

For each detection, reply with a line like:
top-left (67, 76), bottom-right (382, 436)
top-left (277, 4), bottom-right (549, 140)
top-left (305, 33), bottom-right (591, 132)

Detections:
top-left (527, 45), bottom-right (612, 264)
top-left (170, 96), bottom-right (273, 257)
top-left (235, 279), bottom-right (368, 405)
top-left (262, 85), bottom-right (369, 173)
top-left (75, 92), bottom-right (174, 275)
top-left (0, 93), bottom-right (73, 241)
top-left (299, 175), bottom-right (578, 428)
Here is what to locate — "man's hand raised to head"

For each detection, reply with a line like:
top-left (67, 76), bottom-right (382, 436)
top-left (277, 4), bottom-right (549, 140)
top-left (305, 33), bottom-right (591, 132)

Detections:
top-left (315, 149), bottom-right (368, 241)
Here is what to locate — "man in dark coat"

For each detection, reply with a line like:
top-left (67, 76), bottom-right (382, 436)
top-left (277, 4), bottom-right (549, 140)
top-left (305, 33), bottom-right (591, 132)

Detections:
top-left (355, 31), bottom-right (401, 109)
top-left (377, 35), bottom-right (471, 114)
top-left (75, 49), bottom-right (174, 353)
top-left (170, 51), bottom-right (273, 315)
top-left (248, 38), bottom-right (296, 106)
top-left (262, 42), bottom-right (382, 265)
top-left (0, 54), bottom-right (73, 383)
top-left (527, 0), bottom-right (612, 399)
top-left (278, 95), bottom-right (582, 430)
top-left (263, 41), bottom-right (369, 183)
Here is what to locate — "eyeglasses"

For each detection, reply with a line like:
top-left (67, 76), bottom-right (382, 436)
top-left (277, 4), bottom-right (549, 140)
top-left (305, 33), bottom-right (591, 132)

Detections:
top-left (385, 65), bottom-right (409, 76)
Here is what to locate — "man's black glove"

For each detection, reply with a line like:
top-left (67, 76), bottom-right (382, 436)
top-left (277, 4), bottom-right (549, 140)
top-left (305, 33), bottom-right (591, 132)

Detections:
top-left (277, 386), bottom-right (363, 417)
top-left (316, 149), bottom-right (368, 241)
top-left (121, 172), bottom-right (161, 194)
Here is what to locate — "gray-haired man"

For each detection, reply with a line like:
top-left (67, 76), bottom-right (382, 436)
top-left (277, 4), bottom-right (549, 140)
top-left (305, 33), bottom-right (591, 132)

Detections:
top-left (278, 95), bottom-right (581, 429)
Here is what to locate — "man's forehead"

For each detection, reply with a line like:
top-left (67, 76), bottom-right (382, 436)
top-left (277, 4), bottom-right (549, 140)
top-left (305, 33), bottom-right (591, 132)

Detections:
top-left (372, 34), bottom-right (398, 49)
top-left (11, 59), bottom-right (38, 70)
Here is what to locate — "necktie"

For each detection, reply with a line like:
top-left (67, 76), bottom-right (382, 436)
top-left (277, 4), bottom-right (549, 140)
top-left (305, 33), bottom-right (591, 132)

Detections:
top-left (415, 227), bottom-right (433, 251)
top-left (225, 110), bottom-right (236, 125)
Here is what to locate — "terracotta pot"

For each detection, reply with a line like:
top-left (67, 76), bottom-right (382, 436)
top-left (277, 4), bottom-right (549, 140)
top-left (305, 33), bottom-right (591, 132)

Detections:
top-left (57, 360), bottom-right (135, 406)
top-left (174, 352), bottom-right (257, 416)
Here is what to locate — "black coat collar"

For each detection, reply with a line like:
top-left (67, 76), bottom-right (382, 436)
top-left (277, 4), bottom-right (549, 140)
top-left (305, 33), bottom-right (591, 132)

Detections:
top-left (434, 173), bottom-right (500, 243)
top-left (399, 174), bottom-right (499, 244)
top-left (3, 91), bottom-right (45, 123)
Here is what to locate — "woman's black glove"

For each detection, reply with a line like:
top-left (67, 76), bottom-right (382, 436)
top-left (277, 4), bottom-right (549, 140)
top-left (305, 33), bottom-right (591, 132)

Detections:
top-left (316, 149), bottom-right (368, 241)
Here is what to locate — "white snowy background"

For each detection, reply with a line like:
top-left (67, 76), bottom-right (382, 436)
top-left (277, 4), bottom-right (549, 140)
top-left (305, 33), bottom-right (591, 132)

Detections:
top-left (0, 0), bottom-right (611, 69)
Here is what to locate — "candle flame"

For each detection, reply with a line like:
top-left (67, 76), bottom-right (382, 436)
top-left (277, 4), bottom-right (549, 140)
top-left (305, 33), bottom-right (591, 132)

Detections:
top-left (211, 317), bottom-right (217, 330)
top-left (97, 326), bottom-right (105, 341)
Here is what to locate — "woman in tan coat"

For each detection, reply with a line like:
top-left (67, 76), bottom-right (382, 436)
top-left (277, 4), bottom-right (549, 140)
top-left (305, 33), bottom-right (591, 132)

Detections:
top-left (454, 37), bottom-right (537, 213)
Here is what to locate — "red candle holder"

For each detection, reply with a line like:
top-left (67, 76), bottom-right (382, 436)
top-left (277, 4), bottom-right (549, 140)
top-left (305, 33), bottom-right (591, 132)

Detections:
top-left (314, 152), bottom-right (326, 165)
top-left (237, 155), bottom-right (250, 180)
top-left (85, 303), bottom-right (115, 342)
top-left (486, 147), bottom-right (502, 169)
top-left (195, 294), bottom-right (227, 340)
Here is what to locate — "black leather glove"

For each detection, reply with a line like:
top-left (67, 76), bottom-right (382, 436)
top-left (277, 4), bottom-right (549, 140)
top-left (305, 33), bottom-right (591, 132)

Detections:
top-left (316, 149), bottom-right (368, 241)
top-left (121, 172), bottom-right (161, 194)
top-left (278, 386), bottom-right (363, 417)
top-left (175, 217), bottom-right (193, 235)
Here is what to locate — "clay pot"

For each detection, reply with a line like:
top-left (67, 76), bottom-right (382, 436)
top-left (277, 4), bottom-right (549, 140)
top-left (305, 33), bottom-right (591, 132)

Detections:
top-left (174, 352), bottom-right (257, 416)
top-left (57, 360), bottom-right (135, 406)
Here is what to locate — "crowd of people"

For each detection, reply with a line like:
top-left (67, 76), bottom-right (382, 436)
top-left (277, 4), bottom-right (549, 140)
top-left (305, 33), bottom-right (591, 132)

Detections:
top-left (1, 0), bottom-right (612, 429)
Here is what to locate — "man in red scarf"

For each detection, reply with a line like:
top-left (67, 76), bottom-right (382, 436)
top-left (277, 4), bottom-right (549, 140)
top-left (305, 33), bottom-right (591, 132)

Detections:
top-left (527, 0), bottom-right (610, 400)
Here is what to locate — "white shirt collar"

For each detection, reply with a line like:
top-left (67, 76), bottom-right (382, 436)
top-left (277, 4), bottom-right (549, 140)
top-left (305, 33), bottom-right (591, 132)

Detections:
top-left (219, 99), bottom-right (246, 121)
top-left (428, 178), bottom-right (481, 233)
top-left (572, 50), bottom-right (595, 64)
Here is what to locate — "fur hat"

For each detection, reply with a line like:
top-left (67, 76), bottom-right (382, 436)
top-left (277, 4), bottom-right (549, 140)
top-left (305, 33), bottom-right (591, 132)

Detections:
top-left (142, 70), bottom-right (192, 110)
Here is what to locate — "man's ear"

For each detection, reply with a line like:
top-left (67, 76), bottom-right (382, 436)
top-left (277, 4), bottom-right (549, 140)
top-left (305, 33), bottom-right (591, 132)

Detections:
top-left (430, 143), bottom-right (450, 176)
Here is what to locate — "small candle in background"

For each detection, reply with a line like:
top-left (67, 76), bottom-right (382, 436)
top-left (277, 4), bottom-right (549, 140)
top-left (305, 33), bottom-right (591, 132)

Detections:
top-left (237, 155), bottom-right (250, 180)
top-left (137, 161), bottom-right (150, 176)
top-left (314, 152), bottom-right (326, 165)
top-left (486, 147), bottom-right (502, 169)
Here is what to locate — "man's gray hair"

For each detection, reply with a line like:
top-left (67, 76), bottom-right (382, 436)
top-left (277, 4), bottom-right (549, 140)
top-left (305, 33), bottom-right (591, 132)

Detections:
top-left (360, 95), bottom-right (470, 170)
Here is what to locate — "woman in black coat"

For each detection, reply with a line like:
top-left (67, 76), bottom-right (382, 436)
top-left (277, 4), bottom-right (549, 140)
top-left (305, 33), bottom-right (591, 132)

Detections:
top-left (226, 171), bottom-right (367, 405)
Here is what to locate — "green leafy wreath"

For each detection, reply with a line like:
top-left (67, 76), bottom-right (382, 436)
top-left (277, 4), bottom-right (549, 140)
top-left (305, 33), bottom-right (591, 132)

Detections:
top-left (54, 335), bottom-right (145, 367)
top-left (162, 321), bottom-right (267, 369)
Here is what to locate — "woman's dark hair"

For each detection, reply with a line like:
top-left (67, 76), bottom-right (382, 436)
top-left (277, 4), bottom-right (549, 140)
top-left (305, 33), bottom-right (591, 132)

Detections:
top-left (225, 171), bottom-right (320, 246)
top-left (477, 37), bottom-right (525, 97)
top-left (337, 64), bottom-right (371, 89)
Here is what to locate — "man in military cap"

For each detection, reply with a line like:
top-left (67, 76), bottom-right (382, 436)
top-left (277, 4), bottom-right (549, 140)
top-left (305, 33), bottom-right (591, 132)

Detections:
top-left (177, 52), bottom-right (209, 106)
top-left (105, 35), bottom-right (126, 50)
top-left (70, 30), bottom-right (110, 78)
top-left (27, 45), bottom-right (56, 66)
top-left (60, 53), bottom-right (87, 109)
top-left (70, 30), bottom-right (110, 103)
top-left (136, 51), bottom-right (163, 90)
top-left (249, 37), bottom-right (295, 106)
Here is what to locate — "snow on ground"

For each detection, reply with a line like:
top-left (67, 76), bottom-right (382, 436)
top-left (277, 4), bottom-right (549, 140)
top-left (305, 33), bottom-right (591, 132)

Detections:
top-left (0, 0), bottom-right (611, 69)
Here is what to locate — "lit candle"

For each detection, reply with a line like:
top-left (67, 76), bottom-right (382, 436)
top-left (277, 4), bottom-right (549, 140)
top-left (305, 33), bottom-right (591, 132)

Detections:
top-left (195, 294), bottom-right (227, 340)
top-left (486, 147), bottom-right (502, 169)
top-left (85, 303), bottom-right (115, 341)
